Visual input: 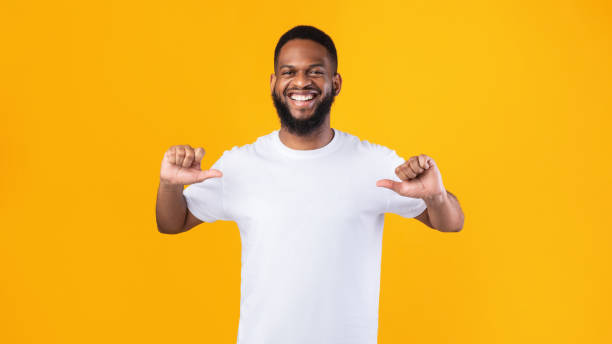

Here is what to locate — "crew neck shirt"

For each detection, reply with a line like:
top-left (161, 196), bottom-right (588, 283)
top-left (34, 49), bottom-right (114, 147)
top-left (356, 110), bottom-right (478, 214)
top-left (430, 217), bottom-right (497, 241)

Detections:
top-left (183, 128), bottom-right (427, 344)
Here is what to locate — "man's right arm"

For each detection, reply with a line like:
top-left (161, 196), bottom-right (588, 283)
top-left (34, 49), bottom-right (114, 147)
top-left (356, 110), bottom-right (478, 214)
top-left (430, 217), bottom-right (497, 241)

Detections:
top-left (156, 182), bottom-right (203, 234)
top-left (155, 145), bottom-right (223, 234)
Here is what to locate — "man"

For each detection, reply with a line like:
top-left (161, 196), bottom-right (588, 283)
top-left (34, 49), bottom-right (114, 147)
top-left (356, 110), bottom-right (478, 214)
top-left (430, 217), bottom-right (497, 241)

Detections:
top-left (155, 25), bottom-right (464, 344)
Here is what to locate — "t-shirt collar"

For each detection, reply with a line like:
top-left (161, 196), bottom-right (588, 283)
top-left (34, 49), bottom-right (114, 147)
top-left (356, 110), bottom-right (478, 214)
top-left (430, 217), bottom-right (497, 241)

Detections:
top-left (271, 127), bottom-right (343, 159)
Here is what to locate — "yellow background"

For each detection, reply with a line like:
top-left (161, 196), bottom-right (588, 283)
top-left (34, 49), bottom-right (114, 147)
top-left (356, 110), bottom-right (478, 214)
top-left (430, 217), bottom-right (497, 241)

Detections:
top-left (1, 0), bottom-right (610, 343)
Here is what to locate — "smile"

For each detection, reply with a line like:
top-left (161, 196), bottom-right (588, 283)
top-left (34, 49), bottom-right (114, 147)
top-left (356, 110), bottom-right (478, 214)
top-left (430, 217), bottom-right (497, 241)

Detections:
top-left (290, 94), bottom-right (314, 101)
top-left (286, 91), bottom-right (318, 108)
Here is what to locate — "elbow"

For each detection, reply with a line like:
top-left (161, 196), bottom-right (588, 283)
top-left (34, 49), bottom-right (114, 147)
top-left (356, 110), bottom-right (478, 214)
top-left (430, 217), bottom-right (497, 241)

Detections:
top-left (437, 226), bottom-right (462, 232)
top-left (158, 228), bottom-right (184, 235)
top-left (438, 216), bottom-right (464, 233)
top-left (155, 212), bottom-right (189, 234)
top-left (156, 223), bottom-right (185, 235)
top-left (450, 225), bottom-right (463, 232)
top-left (157, 226), bottom-right (173, 234)
top-left (450, 216), bottom-right (465, 232)
top-left (158, 228), bottom-right (178, 235)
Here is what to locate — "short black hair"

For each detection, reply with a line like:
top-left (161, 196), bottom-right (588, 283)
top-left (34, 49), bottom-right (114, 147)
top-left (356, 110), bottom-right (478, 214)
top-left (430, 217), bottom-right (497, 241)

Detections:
top-left (274, 25), bottom-right (338, 74)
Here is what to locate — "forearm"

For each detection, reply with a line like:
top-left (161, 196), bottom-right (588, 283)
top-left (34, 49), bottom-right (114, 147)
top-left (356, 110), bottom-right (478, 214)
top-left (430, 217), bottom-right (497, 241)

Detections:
top-left (424, 190), bottom-right (464, 232)
top-left (155, 182), bottom-right (188, 234)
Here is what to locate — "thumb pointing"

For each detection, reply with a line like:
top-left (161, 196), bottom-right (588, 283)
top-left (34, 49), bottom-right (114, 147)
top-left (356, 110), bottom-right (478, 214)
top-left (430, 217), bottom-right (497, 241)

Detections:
top-left (376, 179), bottom-right (401, 193)
top-left (195, 169), bottom-right (223, 182)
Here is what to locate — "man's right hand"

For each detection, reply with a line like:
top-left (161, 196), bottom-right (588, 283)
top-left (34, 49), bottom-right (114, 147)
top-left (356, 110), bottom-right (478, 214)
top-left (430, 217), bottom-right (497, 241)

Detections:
top-left (160, 145), bottom-right (223, 186)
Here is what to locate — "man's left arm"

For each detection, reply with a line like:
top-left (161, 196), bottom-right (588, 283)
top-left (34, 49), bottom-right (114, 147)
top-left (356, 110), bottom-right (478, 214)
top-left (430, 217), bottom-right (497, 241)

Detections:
top-left (415, 190), bottom-right (464, 232)
top-left (376, 154), bottom-right (465, 232)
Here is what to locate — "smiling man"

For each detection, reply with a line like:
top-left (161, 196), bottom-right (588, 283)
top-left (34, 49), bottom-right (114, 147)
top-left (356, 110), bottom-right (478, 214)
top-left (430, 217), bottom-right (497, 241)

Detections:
top-left (155, 25), bottom-right (464, 344)
top-left (271, 36), bottom-right (338, 138)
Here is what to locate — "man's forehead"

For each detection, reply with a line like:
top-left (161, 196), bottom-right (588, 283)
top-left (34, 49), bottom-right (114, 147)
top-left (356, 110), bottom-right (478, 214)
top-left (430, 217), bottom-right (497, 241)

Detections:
top-left (277, 39), bottom-right (331, 66)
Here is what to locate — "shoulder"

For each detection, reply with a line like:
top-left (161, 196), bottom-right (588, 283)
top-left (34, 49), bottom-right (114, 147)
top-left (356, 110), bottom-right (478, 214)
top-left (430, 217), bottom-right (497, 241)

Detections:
top-left (339, 130), bottom-right (405, 171)
top-left (341, 130), bottom-right (397, 158)
top-left (219, 130), bottom-right (276, 162)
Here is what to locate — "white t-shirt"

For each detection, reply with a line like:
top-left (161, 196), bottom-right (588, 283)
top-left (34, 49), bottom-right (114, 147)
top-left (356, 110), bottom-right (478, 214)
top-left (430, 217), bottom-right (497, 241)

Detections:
top-left (183, 128), bottom-right (427, 344)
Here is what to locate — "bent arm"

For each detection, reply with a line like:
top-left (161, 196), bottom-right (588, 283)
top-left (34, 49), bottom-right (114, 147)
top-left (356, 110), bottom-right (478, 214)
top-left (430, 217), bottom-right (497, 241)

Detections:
top-left (419, 190), bottom-right (464, 232)
top-left (155, 182), bottom-right (202, 234)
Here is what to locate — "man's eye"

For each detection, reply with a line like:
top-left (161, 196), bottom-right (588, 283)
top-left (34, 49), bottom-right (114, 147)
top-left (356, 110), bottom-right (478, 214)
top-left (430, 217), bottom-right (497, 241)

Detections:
top-left (311, 71), bottom-right (324, 75)
top-left (282, 71), bottom-right (293, 75)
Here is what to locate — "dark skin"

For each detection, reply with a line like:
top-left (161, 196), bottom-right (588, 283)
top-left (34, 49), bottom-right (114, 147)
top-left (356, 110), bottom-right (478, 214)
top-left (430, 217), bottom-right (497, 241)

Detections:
top-left (165, 38), bottom-right (463, 233)
top-left (270, 39), bottom-right (341, 150)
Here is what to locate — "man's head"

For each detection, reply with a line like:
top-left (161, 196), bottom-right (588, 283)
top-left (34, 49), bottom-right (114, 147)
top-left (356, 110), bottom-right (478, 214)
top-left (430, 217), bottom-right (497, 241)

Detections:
top-left (271, 25), bottom-right (342, 136)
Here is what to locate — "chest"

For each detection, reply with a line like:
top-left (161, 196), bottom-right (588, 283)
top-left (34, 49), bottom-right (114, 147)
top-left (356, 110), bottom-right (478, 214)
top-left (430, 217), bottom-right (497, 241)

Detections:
top-left (224, 158), bottom-right (387, 225)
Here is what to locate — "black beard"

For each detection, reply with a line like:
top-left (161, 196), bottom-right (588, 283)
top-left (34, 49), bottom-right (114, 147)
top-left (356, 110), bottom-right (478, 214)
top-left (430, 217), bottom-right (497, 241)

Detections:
top-left (272, 87), bottom-right (335, 136)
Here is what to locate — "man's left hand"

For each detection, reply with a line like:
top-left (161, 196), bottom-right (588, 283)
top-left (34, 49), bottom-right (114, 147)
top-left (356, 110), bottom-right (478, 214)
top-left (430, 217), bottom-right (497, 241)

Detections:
top-left (376, 154), bottom-right (446, 201)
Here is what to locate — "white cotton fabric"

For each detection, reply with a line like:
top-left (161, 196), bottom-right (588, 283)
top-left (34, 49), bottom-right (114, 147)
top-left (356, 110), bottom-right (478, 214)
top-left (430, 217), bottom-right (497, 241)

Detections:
top-left (183, 128), bottom-right (427, 344)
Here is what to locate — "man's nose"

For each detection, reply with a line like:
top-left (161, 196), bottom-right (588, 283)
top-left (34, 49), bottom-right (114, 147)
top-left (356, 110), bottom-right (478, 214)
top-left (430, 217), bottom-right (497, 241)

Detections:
top-left (292, 71), bottom-right (313, 88)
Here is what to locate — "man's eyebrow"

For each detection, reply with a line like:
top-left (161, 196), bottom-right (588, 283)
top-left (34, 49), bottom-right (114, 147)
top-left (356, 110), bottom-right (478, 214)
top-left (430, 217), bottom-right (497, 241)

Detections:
top-left (279, 63), bottom-right (326, 69)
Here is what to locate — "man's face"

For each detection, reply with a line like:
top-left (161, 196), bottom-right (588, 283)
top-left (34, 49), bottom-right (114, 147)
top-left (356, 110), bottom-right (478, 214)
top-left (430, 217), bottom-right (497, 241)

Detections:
top-left (271, 39), bottom-right (342, 136)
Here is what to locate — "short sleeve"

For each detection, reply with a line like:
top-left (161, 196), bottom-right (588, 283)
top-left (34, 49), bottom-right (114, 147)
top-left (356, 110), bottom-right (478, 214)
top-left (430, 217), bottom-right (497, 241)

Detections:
top-left (384, 149), bottom-right (428, 218)
top-left (182, 152), bottom-right (229, 223)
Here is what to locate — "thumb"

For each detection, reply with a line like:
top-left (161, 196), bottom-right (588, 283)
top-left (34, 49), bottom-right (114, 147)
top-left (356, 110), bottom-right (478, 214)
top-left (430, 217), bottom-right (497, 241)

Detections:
top-left (376, 179), bottom-right (402, 193)
top-left (194, 169), bottom-right (223, 183)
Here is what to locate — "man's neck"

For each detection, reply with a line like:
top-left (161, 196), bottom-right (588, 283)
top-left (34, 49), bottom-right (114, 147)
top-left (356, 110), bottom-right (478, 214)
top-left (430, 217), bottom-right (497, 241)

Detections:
top-left (278, 120), bottom-right (334, 150)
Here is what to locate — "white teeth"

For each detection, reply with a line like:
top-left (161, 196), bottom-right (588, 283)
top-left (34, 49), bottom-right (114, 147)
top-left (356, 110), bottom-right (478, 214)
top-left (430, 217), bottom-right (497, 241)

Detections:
top-left (290, 94), bottom-right (314, 101)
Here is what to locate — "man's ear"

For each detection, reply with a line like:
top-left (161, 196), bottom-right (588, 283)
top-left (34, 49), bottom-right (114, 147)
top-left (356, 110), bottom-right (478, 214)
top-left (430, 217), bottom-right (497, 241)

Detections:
top-left (270, 73), bottom-right (276, 95)
top-left (333, 73), bottom-right (342, 96)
